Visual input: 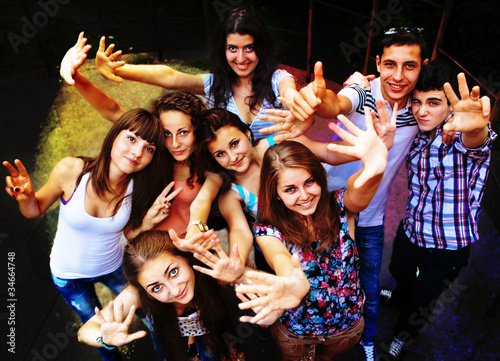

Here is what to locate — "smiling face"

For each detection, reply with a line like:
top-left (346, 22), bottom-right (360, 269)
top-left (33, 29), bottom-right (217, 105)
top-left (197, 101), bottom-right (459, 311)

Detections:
top-left (137, 252), bottom-right (195, 305)
top-left (207, 125), bottom-right (254, 173)
top-left (411, 89), bottom-right (453, 134)
top-left (226, 33), bottom-right (259, 80)
top-left (110, 129), bottom-right (156, 175)
top-left (376, 44), bottom-right (423, 108)
top-left (160, 110), bottom-right (195, 162)
top-left (276, 167), bottom-right (321, 218)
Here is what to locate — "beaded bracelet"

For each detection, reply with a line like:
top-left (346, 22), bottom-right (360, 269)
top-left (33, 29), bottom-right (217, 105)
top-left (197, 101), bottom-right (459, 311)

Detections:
top-left (96, 335), bottom-right (116, 350)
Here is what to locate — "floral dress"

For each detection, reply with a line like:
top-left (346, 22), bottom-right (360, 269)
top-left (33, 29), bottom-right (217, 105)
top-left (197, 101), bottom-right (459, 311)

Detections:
top-left (253, 188), bottom-right (364, 336)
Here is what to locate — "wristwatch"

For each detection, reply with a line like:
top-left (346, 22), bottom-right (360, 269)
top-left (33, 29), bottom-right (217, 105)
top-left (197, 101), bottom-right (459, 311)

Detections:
top-left (187, 220), bottom-right (209, 232)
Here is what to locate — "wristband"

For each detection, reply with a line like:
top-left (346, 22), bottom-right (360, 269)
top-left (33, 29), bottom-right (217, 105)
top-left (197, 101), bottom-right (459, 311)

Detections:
top-left (96, 335), bottom-right (116, 350)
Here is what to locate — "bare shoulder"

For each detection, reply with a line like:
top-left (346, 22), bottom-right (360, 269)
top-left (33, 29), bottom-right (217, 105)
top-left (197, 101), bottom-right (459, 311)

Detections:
top-left (52, 157), bottom-right (84, 181)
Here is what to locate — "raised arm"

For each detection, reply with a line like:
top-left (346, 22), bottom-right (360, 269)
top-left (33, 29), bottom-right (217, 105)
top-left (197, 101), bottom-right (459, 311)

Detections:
top-left (60, 32), bottom-right (127, 123)
top-left (77, 286), bottom-right (147, 348)
top-left (218, 191), bottom-right (254, 266)
top-left (443, 73), bottom-right (491, 148)
top-left (96, 37), bottom-right (205, 94)
top-left (332, 107), bottom-right (389, 214)
top-left (184, 172), bottom-right (223, 240)
top-left (291, 61), bottom-right (352, 119)
top-left (3, 157), bottom-right (81, 218)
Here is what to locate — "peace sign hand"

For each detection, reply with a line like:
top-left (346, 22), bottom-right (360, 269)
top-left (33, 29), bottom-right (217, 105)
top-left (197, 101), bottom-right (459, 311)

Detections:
top-left (142, 182), bottom-right (182, 230)
top-left (3, 159), bottom-right (35, 202)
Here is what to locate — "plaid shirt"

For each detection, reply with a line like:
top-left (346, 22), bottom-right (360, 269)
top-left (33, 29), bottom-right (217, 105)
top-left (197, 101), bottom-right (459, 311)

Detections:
top-left (403, 123), bottom-right (497, 250)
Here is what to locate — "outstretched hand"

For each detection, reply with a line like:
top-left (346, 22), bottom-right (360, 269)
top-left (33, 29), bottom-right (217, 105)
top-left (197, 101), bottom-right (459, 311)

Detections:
top-left (3, 159), bottom-right (35, 202)
top-left (193, 242), bottom-right (245, 283)
top-left (169, 228), bottom-right (218, 254)
top-left (327, 106), bottom-right (388, 188)
top-left (442, 73), bottom-right (490, 136)
top-left (236, 295), bottom-right (284, 327)
top-left (60, 31), bottom-right (92, 85)
top-left (95, 300), bottom-right (147, 347)
top-left (235, 253), bottom-right (310, 324)
top-left (95, 36), bottom-right (126, 83)
top-left (258, 104), bottom-right (314, 142)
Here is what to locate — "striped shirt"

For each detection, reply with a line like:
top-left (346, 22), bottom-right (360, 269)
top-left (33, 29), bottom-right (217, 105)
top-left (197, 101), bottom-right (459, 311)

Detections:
top-left (403, 123), bottom-right (497, 249)
top-left (326, 78), bottom-right (418, 227)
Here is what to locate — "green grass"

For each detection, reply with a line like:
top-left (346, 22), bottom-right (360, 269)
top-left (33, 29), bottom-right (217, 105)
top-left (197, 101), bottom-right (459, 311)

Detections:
top-left (32, 55), bottom-right (205, 239)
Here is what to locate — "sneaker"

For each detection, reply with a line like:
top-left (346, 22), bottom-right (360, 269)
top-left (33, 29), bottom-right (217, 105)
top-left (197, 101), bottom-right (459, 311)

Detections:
top-left (360, 339), bottom-right (377, 361)
top-left (380, 287), bottom-right (393, 302)
top-left (387, 337), bottom-right (405, 359)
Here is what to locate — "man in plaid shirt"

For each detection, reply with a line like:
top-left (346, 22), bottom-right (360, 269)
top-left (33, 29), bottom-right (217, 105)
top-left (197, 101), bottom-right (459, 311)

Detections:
top-left (384, 60), bottom-right (497, 359)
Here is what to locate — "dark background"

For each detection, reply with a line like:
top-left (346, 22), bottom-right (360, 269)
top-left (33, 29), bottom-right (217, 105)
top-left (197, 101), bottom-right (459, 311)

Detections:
top-left (1, 1), bottom-right (499, 360)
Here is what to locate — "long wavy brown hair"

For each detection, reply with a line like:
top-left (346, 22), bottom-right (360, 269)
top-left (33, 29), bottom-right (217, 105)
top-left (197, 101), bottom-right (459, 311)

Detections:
top-left (210, 7), bottom-right (281, 114)
top-left (122, 230), bottom-right (233, 361)
top-left (79, 108), bottom-right (165, 222)
top-left (258, 141), bottom-right (340, 252)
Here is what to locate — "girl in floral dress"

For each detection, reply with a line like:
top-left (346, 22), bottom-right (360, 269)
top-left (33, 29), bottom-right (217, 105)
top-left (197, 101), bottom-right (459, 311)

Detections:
top-left (235, 111), bottom-right (390, 360)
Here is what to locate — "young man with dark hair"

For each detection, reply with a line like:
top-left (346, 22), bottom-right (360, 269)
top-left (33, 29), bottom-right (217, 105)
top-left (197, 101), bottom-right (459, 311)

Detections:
top-left (290, 27), bottom-right (428, 361)
top-left (382, 60), bottom-right (496, 360)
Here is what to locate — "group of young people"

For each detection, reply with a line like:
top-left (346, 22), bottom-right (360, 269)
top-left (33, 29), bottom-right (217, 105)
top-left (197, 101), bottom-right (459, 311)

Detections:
top-left (4, 7), bottom-right (495, 361)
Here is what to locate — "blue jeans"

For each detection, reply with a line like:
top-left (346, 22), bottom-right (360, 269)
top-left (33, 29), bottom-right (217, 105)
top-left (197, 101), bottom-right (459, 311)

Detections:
top-left (356, 224), bottom-right (385, 342)
top-left (51, 266), bottom-right (127, 361)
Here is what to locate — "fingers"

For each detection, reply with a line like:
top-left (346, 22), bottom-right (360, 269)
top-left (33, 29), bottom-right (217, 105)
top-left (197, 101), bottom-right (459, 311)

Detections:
top-left (375, 99), bottom-right (389, 125)
top-left (123, 305), bottom-right (136, 326)
top-left (258, 123), bottom-right (287, 135)
top-left (457, 73), bottom-right (470, 101)
top-left (166, 186), bottom-right (183, 203)
top-left (98, 36), bottom-right (106, 52)
top-left (168, 228), bottom-right (179, 243)
top-left (14, 159), bottom-right (29, 177)
top-left (3, 161), bottom-right (19, 177)
top-left (362, 106), bottom-right (376, 131)
top-left (95, 307), bottom-right (106, 324)
top-left (290, 253), bottom-right (302, 269)
top-left (480, 96), bottom-right (491, 117)
top-left (192, 264), bottom-right (215, 277)
top-left (114, 300), bottom-right (124, 323)
top-left (259, 108), bottom-right (292, 120)
top-left (229, 243), bottom-right (240, 260)
top-left (313, 61), bottom-right (324, 86)
top-left (108, 301), bottom-right (115, 322)
top-left (110, 50), bottom-right (122, 62)
top-left (126, 330), bottom-right (148, 343)
top-left (105, 42), bottom-right (115, 57)
top-left (157, 181), bottom-right (175, 200)
top-left (328, 118), bottom-right (357, 145)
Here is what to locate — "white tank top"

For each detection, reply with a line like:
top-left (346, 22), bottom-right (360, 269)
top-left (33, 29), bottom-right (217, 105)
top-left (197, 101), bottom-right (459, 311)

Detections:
top-left (50, 172), bottom-right (133, 279)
